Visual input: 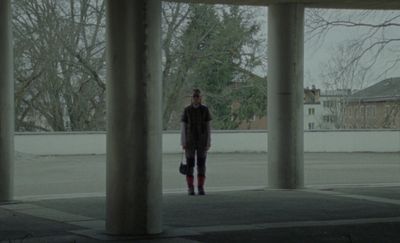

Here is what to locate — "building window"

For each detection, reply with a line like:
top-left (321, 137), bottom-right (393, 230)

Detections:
top-left (308, 122), bottom-right (315, 130)
top-left (366, 105), bottom-right (376, 118)
top-left (65, 121), bottom-right (71, 130)
top-left (323, 115), bottom-right (337, 123)
top-left (323, 100), bottom-right (335, 108)
top-left (385, 105), bottom-right (391, 116)
top-left (308, 108), bottom-right (315, 115)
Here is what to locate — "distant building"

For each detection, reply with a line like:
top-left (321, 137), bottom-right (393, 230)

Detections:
top-left (319, 89), bottom-right (352, 129)
top-left (304, 85), bottom-right (321, 130)
top-left (238, 86), bottom-right (324, 130)
top-left (237, 115), bottom-right (267, 130)
top-left (239, 85), bottom-right (351, 130)
top-left (237, 78), bottom-right (400, 130)
top-left (344, 77), bottom-right (400, 129)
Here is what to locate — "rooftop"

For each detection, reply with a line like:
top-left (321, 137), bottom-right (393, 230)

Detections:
top-left (350, 77), bottom-right (400, 102)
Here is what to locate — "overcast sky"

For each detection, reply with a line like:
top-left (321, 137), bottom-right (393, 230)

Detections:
top-left (303, 24), bottom-right (400, 90)
top-left (255, 7), bottom-right (400, 90)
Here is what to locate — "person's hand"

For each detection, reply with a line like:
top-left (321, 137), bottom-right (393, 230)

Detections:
top-left (182, 145), bottom-right (187, 150)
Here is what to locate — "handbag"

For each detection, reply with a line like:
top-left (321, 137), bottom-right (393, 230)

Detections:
top-left (179, 152), bottom-right (187, 175)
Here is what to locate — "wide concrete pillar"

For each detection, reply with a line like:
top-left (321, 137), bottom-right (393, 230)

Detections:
top-left (267, 4), bottom-right (304, 189)
top-left (0, 0), bottom-right (14, 202)
top-left (106, 0), bottom-right (162, 235)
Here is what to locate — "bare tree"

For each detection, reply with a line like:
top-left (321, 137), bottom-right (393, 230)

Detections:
top-left (306, 9), bottom-right (400, 129)
top-left (13, 0), bottom-right (106, 131)
top-left (161, 2), bottom-right (193, 129)
top-left (306, 8), bottom-right (400, 81)
top-left (317, 43), bottom-right (367, 129)
top-left (14, 1), bottom-right (266, 131)
top-left (382, 102), bottom-right (400, 128)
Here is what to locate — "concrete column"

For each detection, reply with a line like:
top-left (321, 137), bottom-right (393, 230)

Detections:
top-left (106, 0), bottom-right (162, 235)
top-left (0, 0), bottom-right (14, 202)
top-left (267, 4), bottom-right (304, 189)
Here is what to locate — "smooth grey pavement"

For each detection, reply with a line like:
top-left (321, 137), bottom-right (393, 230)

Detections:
top-left (14, 152), bottom-right (400, 199)
top-left (1, 152), bottom-right (398, 242)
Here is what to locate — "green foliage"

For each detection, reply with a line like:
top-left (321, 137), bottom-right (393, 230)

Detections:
top-left (163, 4), bottom-right (267, 129)
top-left (13, 1), bottom-right (266, 131)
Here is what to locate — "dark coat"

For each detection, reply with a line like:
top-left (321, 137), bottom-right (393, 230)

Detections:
top-left (181, 104), bottom-right (212, 148)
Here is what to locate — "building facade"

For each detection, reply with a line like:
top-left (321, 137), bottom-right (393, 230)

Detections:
top-left (304, 85), bottom-right (322, 130)
top-left (344, 78), bottom-right (400, 129)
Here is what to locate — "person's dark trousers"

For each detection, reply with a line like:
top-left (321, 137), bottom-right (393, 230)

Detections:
top-left (185, 156), bottom-right (195, 195)
top-left (185, 147), bottom-right (207, 195)
top-left (197, 155), bottom-right (206, 195)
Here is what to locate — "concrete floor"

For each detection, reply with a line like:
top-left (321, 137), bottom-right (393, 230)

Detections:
top-left (2, 186), bottom-right (400, 242)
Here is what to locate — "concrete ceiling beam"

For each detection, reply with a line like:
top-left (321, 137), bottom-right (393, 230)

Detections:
top-left (166, 0), bottom-right (400, 10)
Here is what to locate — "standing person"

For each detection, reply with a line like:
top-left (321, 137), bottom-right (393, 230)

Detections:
top-left (181, 89), bottom-right (212, 195)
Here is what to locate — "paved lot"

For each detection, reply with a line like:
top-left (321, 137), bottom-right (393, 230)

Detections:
top-left (15, 152), bottom-right (400, 199)
top-left (0, 152), bottom-right (398, 242)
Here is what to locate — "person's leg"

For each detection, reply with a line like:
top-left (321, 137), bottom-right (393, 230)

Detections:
top-left (185, 148), bottom-right (195, 195)
top-left (196, 148), bottom-right (207, 195)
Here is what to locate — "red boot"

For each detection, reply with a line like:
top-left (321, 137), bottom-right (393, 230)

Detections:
top-left (197, 176), bottom-right (206, 195)
top-left (186, 176), bottom-right (195, 195)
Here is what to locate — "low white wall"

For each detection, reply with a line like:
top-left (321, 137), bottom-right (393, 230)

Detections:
top-left (305, 130), bottom-right (400, 152)
top-left (163, 131), bottom-right (268, 153)
top-left (15, 130), bottom-right (400, 155)
top-left (15, 132), bottom-right (106, 155)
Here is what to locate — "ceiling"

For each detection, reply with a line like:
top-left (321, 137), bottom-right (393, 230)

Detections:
top-left (168, 0), bottom-right (400, 9)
